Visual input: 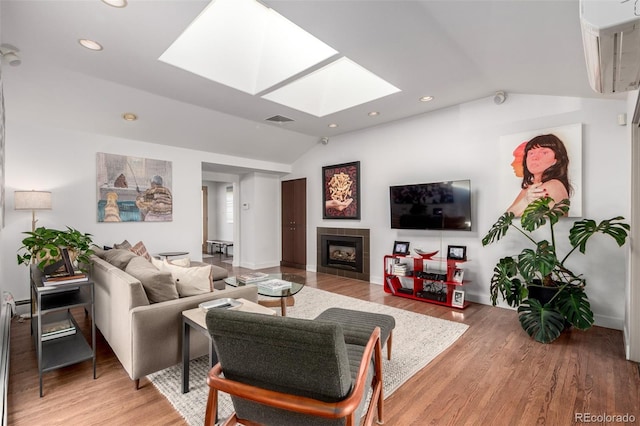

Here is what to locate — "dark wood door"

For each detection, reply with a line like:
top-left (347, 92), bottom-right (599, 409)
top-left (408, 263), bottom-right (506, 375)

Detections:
top-left (281, 178), bottom-right (306, 269)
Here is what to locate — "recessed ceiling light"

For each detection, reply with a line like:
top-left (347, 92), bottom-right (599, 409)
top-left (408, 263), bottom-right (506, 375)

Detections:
top-left (419, 96), bottom-right (434, 102)
top-left (328, 123), bottom-right (339, 128)
top-left (101, 0), bottom-right (127, 7)
top-left (79, 39), bottom-right (103, 51)
top-left (368, 111), bottom-right (380, 117)
top-left (122, 113), bottom-right (138, 121)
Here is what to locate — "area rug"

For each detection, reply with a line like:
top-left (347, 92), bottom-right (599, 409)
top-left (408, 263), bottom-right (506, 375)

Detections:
top-left (149, 287), bottom-right (469, 425)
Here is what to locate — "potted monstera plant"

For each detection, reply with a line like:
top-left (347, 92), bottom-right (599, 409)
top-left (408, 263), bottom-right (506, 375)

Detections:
top-left (17, 226), bottom-right (95, 272)
top-left (482, 197), bottom-right (629, 343)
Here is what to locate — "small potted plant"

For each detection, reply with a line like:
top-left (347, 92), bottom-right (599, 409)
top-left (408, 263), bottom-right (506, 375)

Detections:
top-left (17, 226), bottom-right (95, 272)
top-left (482, 197), bottom-right (629, 343)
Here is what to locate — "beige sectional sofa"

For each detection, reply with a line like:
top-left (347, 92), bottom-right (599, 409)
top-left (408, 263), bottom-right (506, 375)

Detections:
top-left (88, 252), bottom-right (258, 388)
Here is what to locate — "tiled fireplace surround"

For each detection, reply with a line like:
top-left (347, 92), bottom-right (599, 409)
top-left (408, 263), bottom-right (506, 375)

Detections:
top-left (316, 227), bottom-right (370, 282)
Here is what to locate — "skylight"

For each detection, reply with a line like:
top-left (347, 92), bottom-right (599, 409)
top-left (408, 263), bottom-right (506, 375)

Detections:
top-left (262, 57), bottom-right (401, 117)
top-left (159, 0), bottom-right (337, 95)
top-left (159, 0), bottom-right (401, 116)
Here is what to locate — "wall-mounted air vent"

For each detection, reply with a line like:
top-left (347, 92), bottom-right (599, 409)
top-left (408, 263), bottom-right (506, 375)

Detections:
top-left (265, 115), bottom-right (294, 123)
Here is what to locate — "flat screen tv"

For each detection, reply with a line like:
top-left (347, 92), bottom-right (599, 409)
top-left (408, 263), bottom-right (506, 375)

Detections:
top-left (389, 180), bottom-right (472, 230)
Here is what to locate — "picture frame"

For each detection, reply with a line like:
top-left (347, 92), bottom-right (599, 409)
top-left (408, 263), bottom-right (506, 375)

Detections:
top-left (452, 268), bottom-right (464, 284)
top-left (452, 289), bottom-right (465, 308)
top-left (322, 161), bottom-right (360, 219)
top-left (447, 245), bottom-right (467, 261)
top-left (393, 241), bottom-right (410, 255)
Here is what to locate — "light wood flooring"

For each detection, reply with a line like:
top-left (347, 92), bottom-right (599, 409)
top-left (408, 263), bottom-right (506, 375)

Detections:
top-left (8, 257), bottom-right (640, 425)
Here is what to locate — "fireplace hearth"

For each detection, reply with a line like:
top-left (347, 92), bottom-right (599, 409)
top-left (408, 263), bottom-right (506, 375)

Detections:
top-left (317, 228), bottom-right (370, 282)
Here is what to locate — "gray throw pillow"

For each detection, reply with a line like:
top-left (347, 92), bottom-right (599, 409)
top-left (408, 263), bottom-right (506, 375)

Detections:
top-left (113, 239), bottom-right (132, 249)
top-left (103, 249), bottom-right (138, 270)
top-left (125, 256), bottom-right (179, 303)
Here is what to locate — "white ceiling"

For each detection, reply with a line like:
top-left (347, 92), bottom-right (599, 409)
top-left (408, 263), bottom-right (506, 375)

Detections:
top-left (0, 0), bottom-right (623, 166)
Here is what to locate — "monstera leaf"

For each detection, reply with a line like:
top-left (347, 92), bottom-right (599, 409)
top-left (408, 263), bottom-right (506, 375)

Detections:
top-left (520, 197), bottom-right (570, 233)
top-left (555, 286), bottom-right (594, 330)
top-left (518, 299), bottom-right (566, 343)
top-left (489, 257), bottom-right (526, 307)
top-left (517, 242), bottom-right (557, 281)
top-left (482, 211), bottom-right (515, 246)
top-left (569, 217), bottom-right (630, 254)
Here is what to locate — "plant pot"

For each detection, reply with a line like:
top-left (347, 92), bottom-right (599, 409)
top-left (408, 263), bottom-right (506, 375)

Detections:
top-left (527, 284), bottom-right (559, 306)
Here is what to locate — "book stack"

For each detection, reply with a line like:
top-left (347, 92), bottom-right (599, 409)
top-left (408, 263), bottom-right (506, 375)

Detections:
top-left (257, 279), bottom-right (292, 292)
top-left (237, 272), bottom-right (269, 284)
top-left (392, 263), bottom-right (409, 276)
top-left (42, 272), bottom-right (89, 286)
top-left (42, 318), bottom-right (76, 341)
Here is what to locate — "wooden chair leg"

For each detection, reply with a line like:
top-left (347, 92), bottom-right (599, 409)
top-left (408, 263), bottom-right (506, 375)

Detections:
top-left (204, 388), bottom-right (218, 426)
top-left (387, 331), bottom-right (393, 360)
top-left (134, 378), bottom-right (140, 390)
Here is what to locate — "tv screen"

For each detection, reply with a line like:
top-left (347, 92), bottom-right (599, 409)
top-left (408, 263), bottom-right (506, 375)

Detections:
top-left (390, 180), bottom-right (472, 230)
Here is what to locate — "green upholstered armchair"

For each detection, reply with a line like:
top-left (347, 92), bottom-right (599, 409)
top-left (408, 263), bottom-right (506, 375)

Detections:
top-left (205, 309), bottom-right (384, 426)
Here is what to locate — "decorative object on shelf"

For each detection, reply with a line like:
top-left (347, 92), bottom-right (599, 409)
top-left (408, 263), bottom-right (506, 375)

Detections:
top-left (414, 249), bottom-right (438, 259)
top-left (447, 245), bottom-right (466, 260)
top-left (392, 241), bottom-right (410, 255)
top-left (482, 197), bottom-right (629, 343)
top-left (322, 161), bottom-right (360, 220)
top-left (17, 226), bottom-right (95, 272)
top-left (451, 290), bottom-right (465, 308)
top-left (96, 152), bottom-right (173, 222)
top-left (452, 268), bottom-right (464, 283)
top-left (14, 190), bottom-right (52, 232)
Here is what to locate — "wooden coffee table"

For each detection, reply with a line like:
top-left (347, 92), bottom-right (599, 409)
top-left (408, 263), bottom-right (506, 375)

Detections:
top-left (181, 298), bottom-right (275, 393)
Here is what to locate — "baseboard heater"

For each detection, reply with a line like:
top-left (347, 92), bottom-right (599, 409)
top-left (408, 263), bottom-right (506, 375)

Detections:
top-left (0, 292), bottom-right (15, 426)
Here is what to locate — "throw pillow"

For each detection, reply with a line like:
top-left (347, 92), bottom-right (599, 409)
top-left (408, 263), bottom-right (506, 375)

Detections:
top-left (161, 260), bottom-right (212, 297)
top-left (150, 256), bottom-right (164, 270)
top-left (168, 257), bottom-right (191, 267)
top-left (113, 240), bottom-right (132, 250)
top-left (103, 248), bottom-right (138, 270)
top-left (125, 256), bottom-right (178, 303)
top-left (130, 241), bottom-right (152, 261)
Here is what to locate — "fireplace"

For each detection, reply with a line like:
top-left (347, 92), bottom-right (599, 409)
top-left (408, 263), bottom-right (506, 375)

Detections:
top-left (317, 228), bottom-right (370, 282)
top-left (321, 235), bottom-right (363, 273)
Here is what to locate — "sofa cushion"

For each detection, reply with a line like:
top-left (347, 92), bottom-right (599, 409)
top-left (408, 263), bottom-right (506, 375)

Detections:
top-left (159, 260), bottom-right (212, 297)
top-left (103, 248), bottom-right (138, 270)
top-left (125, 256), bottom-right (178, 303)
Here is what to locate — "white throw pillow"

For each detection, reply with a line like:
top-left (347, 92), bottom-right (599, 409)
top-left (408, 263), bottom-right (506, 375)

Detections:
top-left (168, 257), bottom-right (191, 267)
top-left (161, 260), bottom-right (212, 296)
top-left (150, 256), bottom-right (164, 270)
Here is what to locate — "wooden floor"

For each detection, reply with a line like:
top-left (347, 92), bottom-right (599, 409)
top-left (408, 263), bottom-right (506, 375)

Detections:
top-left (8, 257), bottom-right (640, 425)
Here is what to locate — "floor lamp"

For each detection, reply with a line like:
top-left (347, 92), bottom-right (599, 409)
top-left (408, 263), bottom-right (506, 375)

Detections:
top-left (14, 190), bottom-right (52, 232)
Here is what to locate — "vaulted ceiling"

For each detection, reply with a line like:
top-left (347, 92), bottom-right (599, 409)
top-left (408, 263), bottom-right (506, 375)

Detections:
top-left (0, 0), bottom-right (622, 165)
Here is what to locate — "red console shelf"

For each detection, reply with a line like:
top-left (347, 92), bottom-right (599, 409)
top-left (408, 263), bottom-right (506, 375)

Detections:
top-left (383, 254), bottom-right (470, 309)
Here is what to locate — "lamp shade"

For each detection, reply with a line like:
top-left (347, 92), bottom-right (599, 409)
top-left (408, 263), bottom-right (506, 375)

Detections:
top-left (14, 191), bottom-right (52, 210)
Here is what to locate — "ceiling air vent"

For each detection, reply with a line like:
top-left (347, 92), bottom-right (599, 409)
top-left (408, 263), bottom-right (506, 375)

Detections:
top-left (265, 115), bottom-right (294, 124)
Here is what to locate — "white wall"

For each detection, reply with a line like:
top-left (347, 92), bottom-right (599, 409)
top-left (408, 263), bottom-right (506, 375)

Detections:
top-left (287, 93), bottom-right (630, 329)
top-left (238, 172), bottom-right (281, 269)
top-left (3, 122), bottom-right (288, 303)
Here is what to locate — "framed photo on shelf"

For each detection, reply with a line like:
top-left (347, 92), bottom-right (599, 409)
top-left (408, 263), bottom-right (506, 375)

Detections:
top-left (447, 245), bottom-right (467, 260)
top-left (322, 161), bottom-right (360, 220)
top-left (452, 268), bottom-right (464, 283)
top-left (452, 289), bottom-right (465, 308)
top-left (393, 241), bottom-right (410, 255)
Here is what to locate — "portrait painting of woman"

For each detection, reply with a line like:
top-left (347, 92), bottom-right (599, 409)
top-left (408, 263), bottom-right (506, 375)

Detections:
top-left (499, 123), bottom-right (582, 217)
